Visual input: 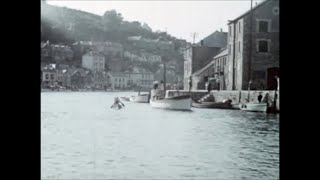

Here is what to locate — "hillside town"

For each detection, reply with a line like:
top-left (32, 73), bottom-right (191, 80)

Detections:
top-left (41, 40), bottom-right (172, 91)
top-left (41, 0), bottom-right (279, 93)
top-left (41, 1), bottom-right (280, 179)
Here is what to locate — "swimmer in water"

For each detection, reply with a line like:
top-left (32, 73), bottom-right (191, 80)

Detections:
top-left (111, 97), bottom-right (125, 109)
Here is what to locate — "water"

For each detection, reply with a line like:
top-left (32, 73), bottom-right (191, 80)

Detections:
top-left (41, 92), bottom-right (279, 179)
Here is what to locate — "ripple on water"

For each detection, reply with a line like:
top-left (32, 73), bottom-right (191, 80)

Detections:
top-left (41, 92), bottom-right (279, 179)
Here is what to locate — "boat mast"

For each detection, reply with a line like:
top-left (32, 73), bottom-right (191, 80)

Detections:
top-left (247, 0), bottom-right (253, 102)
top-left (163, 62), bottom-right (166, 95)
top-left (248, 0), bottom-right (253, 87)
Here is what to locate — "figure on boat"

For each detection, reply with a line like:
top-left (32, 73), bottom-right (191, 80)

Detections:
top-left (110, 97), bottom-right (125, 109)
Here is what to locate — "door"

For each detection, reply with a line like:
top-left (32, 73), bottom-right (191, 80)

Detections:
top-left (267, 67), bottom-right (279, 90)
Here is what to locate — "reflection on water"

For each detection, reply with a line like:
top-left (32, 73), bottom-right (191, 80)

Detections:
top-left (41, 92), bottom-right (279, 179)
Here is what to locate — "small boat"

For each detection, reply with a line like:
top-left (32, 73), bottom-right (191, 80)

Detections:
top-left (129, 94), bottom-right (149, 103)
top-left (150, 95), bottom-right (192, 111)
top-left (239, 103), bottom-right (267, 112)
top-left (192, 100), bottom-right (232, 109)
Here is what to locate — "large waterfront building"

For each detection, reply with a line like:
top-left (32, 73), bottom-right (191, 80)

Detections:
top-left (226, 0), bottom-right (279, 90)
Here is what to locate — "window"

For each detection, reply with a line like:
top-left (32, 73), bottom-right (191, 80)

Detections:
top-left (50, 74), bottom-right (54, 80)
top-left (238, 21), bottom-right (241, 33)
top-left (258, 40), bottom-right (269, 52)
top-left (239, 41), bottom-right (241, 52)
top-left (229, 25), bottom-right (232, 36)
top-left (258, 20), bottom-right (269, 33)
top-left (45, 74), bottom-right (49, 80)
top-left (229, 44), bottom-right (231, 54)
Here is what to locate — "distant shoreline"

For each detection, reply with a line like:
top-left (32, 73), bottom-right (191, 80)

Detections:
top-left (41, 89), bottom-right (146, 93)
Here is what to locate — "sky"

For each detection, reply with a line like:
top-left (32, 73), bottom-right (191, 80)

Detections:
top-left (46, 0), bottom-right (264, 43)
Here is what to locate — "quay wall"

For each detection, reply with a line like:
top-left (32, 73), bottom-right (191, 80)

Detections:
top-left (167, 90), bottom-right (279, 111)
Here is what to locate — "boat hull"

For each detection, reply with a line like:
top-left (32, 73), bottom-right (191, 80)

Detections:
top-left (192, 101), bottom-right (232, 109)
top-left (129, 94), bottom-right (149, 103)
top-left (239, 103), bottom-right (267, 112)
top-left (150, 96), bottom-right (192, 110)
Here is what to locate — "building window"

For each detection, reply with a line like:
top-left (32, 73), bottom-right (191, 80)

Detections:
top-left (238, 21), bottom-right (241, 33)
top-left (239, 42), bottom-right (241, 52)
top-left (50, 74), bottom-right (54, 80)
top-left (258, 20), bottom-right (269, 33)
top-left (257, 40), bottom-right (269, 53)
top-left (45, 74), bottom-right (49, 80)
top-left (229, 44), bottom-right (231, 54)
top-left (229, 25), bottom-right (232, 36)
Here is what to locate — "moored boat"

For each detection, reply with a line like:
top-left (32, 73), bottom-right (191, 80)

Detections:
top-left (150, 94), bottom-right (192, 111)
top-left (192, 100), bottom-right (232, 109)
top-left (239, 103), bottom-right (267, 112)
top-left (129, 94), bottom-right (149, 103)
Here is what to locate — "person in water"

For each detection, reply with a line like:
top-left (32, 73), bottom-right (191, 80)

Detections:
top-left (111, 97), bottom-right (125, 109)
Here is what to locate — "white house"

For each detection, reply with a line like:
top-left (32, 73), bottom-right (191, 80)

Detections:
top-left (124, 67), bottom-right (154, 89)
top-left (108, 72), bottom-right (128, 89)
top-left (82, 51), bottom-right (105, 72)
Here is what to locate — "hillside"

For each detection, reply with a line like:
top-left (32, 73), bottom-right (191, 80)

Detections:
top-left (41, 2), bottom-right (188, 79)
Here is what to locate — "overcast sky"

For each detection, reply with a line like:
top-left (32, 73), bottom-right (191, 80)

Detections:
top-left (46, 0), bottom-right (263, 43)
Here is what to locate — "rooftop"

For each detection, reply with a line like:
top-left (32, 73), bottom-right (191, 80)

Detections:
top-left (228, 0), bottom-right (270, 24)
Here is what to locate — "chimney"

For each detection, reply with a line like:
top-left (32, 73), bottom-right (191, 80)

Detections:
top-left (200, 40), bottom-right (204, 46)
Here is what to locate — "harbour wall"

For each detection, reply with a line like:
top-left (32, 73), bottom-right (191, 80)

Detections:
top-left (166, 90), bottom-right (279, 111)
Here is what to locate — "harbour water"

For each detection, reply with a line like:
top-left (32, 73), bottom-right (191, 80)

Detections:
top-left (41, 92), bottom-right (279, 179)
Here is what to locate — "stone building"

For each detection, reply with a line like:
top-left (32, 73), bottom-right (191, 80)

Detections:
top-left (183, 30), bottom-right (227, 90)
top-left (226, 0), bottom-right (279, 90)
top-left (82, 51), bottom-right (105, 72)
top-left (192, 48), bottom-right (228, 90)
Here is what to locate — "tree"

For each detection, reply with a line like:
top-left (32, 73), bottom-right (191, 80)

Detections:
top-left (102, 10), bottom-right (123, 32)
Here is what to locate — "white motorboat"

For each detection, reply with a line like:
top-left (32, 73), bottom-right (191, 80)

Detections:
top-left (129, 94), bottom-right (149, 103)
top-left (239, 103), bottom-right (267, 112)
top-left (150, 94), bottom-right (192, 111)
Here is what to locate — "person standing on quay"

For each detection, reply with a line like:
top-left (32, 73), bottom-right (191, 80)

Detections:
top-left (258, 92), bottom-right (263, 103)
top-left (188, 76), bottom-right (192, 92)
top-left (207, 81), bottom-right (212, 93)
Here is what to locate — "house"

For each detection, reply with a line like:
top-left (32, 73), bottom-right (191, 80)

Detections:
top-left (195, 30), bottom-right (228, 48)
top-left (191, 48), bottom-right (228, 90)
top-left (92, 71), bottom-right (108, 89)
top-left (42, 64), bottom-right (57, 87)
top-left (108, 72), bottom-right (128, 89)
top-left (82, 51), bottom-right (105, 72)
top-left (41, 41), bottom-right (52, 62)
top-left (183, 30), bottom-right (227, 90)
top-left (73, 41), bottom-right (124, 66)
top-left (59, 67), bottom-right (93, 89)
top-left (226, 0), bottom-right (279, 90)
top-left (124, 67), bottom-right (154, 89)
top-left (70, 70), bottom-right (84, 89)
